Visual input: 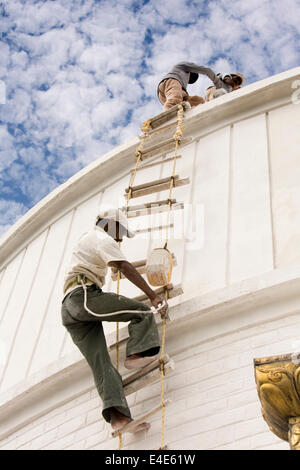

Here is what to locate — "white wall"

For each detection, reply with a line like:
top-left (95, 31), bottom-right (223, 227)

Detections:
top-left (0, 107), bottom-right (298, 388)
top-left (2, 305), bottom-right (298, 450)
top-left (268, 103), bottom-right (300, 267)
top-left (0, 68), bottom-right (299, 449)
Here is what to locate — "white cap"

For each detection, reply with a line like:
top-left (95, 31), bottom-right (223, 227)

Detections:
top-left (231, 72), bottom-right (245, 85)
top-left (217, 72), bottom-right (245, 85)
top-left (95, 208), bottom-right (135, 238)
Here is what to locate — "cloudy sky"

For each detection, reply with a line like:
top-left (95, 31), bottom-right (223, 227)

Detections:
top-left (0, 0), bottom-right (299, 237)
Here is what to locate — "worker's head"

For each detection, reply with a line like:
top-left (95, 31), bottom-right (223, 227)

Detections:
top-left (95, 208), bottom-right (135, 242)
top-left (96, 218), bottom-right (126, 242)
top-left (218, 72), bottom-right (245, 90)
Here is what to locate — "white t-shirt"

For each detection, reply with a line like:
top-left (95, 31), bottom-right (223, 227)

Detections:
top-left (63, 226), bottom-right (127, 295)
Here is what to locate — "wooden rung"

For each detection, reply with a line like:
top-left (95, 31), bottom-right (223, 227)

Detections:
top-left (111, 254), bottom-right (177, 281)
top-left (133, 283), bottom-right (183, 304)
top-left (111, 265), bottom-right (145, 281)
top-left (147, 102), bottom-right (190, 130)
top-left (130, 156), bottom-right (182, 173)
top-left (123, 354), bottom-right (169, 388)
top-left (111, 399), bottom-right (171, 437)
top-left (109, 285), bottom-right (183, 352)
top-left (141, 139), bottom-right (175, 160)
top-left (126, 177), bottom-right (190, 199)
top-left (123, 354), bottom-right (174, 396)
top-left (114, 256), bottom-right (174, 272)
top-left (123, 360), bottom-right (174, 396)
top-left (124, 200), bottom-right (184, 218)
top-left (111, 258), bottom-right (146, 272)
top-left (140, 137), bottom-right (192, 161)
top-left (124, 199), bottom-right (176, 213)
top-left (135, 223), bottom-right (174, 234)
top-left (126, 175), bottom-right (179, 193)
top-left (144, 121), bottom-right (178, 138)
top-left (127, 202), bottom-right (183, 218)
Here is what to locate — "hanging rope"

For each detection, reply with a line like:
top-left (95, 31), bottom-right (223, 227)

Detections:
top-left (159, 104), bottom-right (184, 449)
top-left (114, 105), bottom-right (185, 450)
top-left (164, 104), bottom-right (184, 249)
top-left (159, 286), bottom-right (169, 449)
top-left (115, 118), bottom-right (152, 451)
top-left (126, 119), bottom-right (152, 211)
top-left (115, 265), bottom-right (123, 450)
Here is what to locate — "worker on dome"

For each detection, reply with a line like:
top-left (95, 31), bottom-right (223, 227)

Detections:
top-left (205, 72), bottom-right (245, 101)
top-left (157, 61), bottom-right (206, 111)
top-left (157, 62), bottom-right (244, 110)
top-left (61, 208), bottom-right (168, 434)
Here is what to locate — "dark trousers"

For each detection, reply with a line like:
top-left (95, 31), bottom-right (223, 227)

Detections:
top-left (61, 285), bottom-right (160, 422)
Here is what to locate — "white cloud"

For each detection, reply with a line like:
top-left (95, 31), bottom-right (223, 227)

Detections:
top-left (0, 126), bottom-right (18, 171)
top-left (0, 0), bottom-right (299, 238)
top-left (0, 199), bottom-right (26, 237)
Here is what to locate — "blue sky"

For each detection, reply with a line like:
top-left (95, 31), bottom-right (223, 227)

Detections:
top-left (0, 0), bottom-right (299, 237)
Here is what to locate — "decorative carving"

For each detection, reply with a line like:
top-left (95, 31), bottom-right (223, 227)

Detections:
top-left (254, 353), bottom-right (300, 449)
top-left (289, 417), bottom-right (300, 450)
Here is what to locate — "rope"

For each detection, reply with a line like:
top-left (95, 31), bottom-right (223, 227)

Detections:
top-left (126, 119), bottom-right (152, 211)
top-left (114, 106), bottom-right (185, 450)
top-left (165, 104), bottom-right (184, 248)
top-left (115, 265), bottom-right (122, 450)
top-left (116, 266), bottom-right (121, 371)
top-left (116, 118), bottom-right (151, 450)
top-left (159, 104), bottom-right (185, 449)
top-left (159, 286), bottom-right (169, 449)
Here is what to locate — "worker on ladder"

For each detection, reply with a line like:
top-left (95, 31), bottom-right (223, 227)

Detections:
top-left (61, 208), bottom-right (168, 434)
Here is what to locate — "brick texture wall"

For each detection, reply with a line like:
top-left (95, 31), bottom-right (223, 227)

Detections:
top-left (2, 310), bottom-right (298, 450)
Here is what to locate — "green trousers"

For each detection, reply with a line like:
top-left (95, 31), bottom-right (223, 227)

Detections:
top-left (61, 284), bottom-right (160, 423)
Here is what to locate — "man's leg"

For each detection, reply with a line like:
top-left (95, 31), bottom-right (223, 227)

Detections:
top-left (163, 78), bottom-right (185, 110)
top-left (62, 286), bottom-right (160, 423)
top-left (186, 95), bottom-right (205, 107)
top-left (62, 300), bottom-right (132, 425)
top-left (158, 81), bottom-right (167, 107)
top-left (74, 287), bottom-right (161, 358)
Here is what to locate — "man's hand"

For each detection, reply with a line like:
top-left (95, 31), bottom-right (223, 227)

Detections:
top-left (151, 295), bottom-right (169, 317)
top-left (110, 261), bottom-right (169, 315)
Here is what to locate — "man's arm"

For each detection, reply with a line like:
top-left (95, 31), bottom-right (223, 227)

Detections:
top-left (180, 62), bottom-right (224, 89)
top-left (109, 260), bottom-right (168, 314)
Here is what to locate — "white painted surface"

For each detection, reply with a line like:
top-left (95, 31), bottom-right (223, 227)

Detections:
top-left (2, 278), bottom-right (298, 449)
top-left (58, 193), bottom-right (103, 357)
top-left (230, 114), bottom-right (273, 283)
top-left (1, 220), bottom-right (68, 389)
top-left (0, 232), bottom-right (48, 391)
top-left (0, 67), bottom-right (299, 449)
top-left (26, 211), bottom-right (73, 377)
top-left (183, 127), bottom-right (230, 294)
top-left (0, 251), bottom-right (25, 324)
top-left (268, 103), bottom-right (300, 268)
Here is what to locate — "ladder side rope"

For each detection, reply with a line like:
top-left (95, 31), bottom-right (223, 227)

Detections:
top-left (114, 106), bottom-right (184, 449)
top-left (126, 119), bottom-right (152, 210)
top-left (159, 287), bottom-right (168, 449)
top-left (160, 104), bottom-right (184, 449)
top-left (115, 119), bottom-right (152, 450)
top-left (164, 104), bottom-right (184, 249)
top-left (116, 267), bottom-right (122, 450)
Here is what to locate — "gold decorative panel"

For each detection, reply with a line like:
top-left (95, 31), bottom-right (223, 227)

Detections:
top-left (254, 353), bottom-right (300, 449)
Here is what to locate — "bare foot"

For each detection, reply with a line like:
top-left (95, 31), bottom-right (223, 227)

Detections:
top-left (110, 407), bottom-right (151, 433)
top-left (130, 422), bottom-right (151, 433)
top-left (110, 408), bottom-right (132, 431)
top-left (112, 419), bottom-right (151, 434)
top-left (124, 353), bottom-right (158, 370)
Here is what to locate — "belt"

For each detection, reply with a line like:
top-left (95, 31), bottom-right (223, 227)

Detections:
top-left (64, 275), bottom-right (94, 294)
